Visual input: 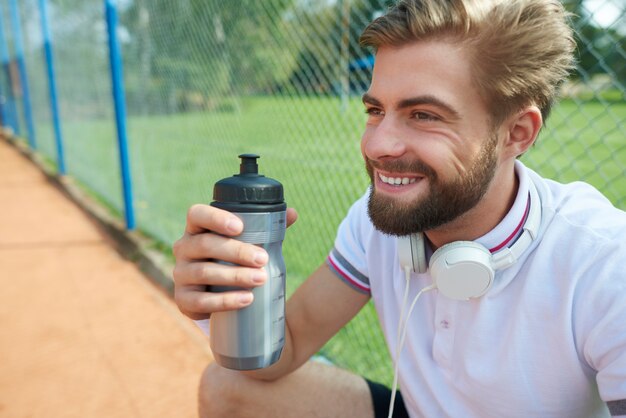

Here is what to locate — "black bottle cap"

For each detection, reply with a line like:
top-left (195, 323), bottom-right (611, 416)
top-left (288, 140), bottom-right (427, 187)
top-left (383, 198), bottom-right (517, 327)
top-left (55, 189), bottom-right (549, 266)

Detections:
top-left (212, 154), bottom-right (286, 212)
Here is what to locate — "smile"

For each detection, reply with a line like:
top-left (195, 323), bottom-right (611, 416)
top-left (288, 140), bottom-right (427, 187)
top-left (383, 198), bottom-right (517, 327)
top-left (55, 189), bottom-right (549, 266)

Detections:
top-left (378, 173), bottom-right (418, 186)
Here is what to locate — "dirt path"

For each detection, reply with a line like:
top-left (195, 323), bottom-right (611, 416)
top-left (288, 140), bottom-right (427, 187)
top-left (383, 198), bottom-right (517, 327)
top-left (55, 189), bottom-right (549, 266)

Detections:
top-left (0, 138), bottom-right (212, 417)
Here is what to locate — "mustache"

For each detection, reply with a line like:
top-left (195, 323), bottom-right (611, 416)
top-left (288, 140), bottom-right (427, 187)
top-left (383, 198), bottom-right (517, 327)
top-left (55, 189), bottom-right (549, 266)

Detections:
top-left (366, 158), bottom-right (437, 179)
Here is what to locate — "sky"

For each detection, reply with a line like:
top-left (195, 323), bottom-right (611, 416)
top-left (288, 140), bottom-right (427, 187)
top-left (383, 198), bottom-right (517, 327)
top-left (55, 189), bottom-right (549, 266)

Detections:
top-left (585, 0), bottom-right (625, 29)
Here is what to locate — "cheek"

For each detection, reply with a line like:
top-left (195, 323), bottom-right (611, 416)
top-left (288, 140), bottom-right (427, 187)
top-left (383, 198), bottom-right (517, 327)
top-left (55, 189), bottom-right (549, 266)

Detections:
top-left (418, 141), bottom-right (483, 184)
top-left (360, 137), bottom-right (367, 162)
top-left (446, 142), bottom-right (490, 179)
top-left (407, 136), bottom-right (460, 176)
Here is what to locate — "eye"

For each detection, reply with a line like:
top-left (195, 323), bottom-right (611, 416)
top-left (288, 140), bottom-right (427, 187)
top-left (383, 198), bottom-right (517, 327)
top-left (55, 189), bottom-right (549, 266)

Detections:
top-left (365, 107), bottom-right (384, 117)
top-left (413, 111), bottom-right (439, 122)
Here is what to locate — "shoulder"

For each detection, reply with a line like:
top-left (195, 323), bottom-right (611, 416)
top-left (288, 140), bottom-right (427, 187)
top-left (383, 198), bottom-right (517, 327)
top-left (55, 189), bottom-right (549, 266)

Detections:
top-left (329, 189), bottom-right (399, 292)
top-left (328, 189), bottom-right (378, 294)
top-left (524, 166), bottom-right (626, 295)
top-left (335, 188), bottom-right (377, 244)
top-left (528, 167), bottom-right (626, 244)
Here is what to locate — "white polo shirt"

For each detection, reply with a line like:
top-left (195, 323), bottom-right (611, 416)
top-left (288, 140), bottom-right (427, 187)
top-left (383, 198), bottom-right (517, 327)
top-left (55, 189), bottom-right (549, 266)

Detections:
top-left (327, 161), bottom-right (626, 418)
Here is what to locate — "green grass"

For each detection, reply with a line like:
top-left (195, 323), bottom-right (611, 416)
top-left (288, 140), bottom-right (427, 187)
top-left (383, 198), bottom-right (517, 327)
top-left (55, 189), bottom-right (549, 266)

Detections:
top-left (32, 96), bottom-right (626, 385)
top-left (522, 100), bottom-right (626, 205)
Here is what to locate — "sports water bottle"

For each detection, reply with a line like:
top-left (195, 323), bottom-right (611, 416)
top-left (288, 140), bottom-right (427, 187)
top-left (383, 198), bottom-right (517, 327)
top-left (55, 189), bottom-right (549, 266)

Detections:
top-left (209, 154), bottom-right (287, 370)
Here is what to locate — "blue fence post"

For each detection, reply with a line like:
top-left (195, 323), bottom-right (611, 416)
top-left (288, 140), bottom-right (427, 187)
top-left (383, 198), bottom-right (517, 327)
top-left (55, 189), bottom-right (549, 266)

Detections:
top-left (0, 67), bottom-right (6, 129)
top-left (38, 0), bottom-right (66, 175)
top-left (0, 5), bottom-right (18, 135)
top-left (9, 0), bottom-right (36, 149)
top-left (0, 6), bottom-right (9, 131)
top-left (104, 0), bottom-right (135, 230)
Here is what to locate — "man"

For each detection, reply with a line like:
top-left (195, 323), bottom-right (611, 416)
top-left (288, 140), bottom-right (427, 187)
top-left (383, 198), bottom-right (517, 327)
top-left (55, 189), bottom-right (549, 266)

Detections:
top-left (173, 1), bottom-right (626, 417)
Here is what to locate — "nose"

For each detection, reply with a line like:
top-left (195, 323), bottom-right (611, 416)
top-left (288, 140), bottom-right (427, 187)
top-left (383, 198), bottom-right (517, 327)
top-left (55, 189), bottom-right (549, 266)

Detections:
top-left (361, 116), bottom-right (406, 161)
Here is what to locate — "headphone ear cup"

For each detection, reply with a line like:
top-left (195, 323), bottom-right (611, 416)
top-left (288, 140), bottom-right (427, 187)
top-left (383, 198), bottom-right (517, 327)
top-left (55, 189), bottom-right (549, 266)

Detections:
top-left (397, 233), bottom-right (427, 274)
top-left (429, 241), bottom-right (495, 300)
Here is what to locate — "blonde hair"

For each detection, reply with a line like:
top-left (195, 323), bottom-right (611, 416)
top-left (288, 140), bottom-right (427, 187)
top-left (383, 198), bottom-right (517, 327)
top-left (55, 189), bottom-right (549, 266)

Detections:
top-left (360, 0), bottom-right (576, 125)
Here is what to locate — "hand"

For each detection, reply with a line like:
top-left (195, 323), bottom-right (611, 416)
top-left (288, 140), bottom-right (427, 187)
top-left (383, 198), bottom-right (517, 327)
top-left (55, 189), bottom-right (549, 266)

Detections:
top-left (172, 204), bottom-right (298, 320)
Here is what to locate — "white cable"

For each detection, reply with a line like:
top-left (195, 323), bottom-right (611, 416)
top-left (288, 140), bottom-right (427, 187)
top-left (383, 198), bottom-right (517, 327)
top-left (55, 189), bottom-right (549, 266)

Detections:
top-left (387, 267), bottom-right (436, 418)
top-left (395, 266), bottom-right (412, 360)
top-left (387, 266), bottom-right (411, 418)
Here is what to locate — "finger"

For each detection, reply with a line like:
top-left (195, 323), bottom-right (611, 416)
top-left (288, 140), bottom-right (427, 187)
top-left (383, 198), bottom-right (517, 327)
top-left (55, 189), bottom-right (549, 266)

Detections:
top-left (177, 233), bottom-right (268, 267)
top-left (286, 207), bottom-right (298, 228)
top-left (175, 286), bottom-right (254, 318)
top-left (173, 261), bottom-right (267, 288)
top-left (185, 204), bottom-right (243, 236)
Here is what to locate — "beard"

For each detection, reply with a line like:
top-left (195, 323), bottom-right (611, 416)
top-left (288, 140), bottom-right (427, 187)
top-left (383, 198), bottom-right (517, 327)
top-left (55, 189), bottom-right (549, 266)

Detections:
top-left (366, 134), bottom-right (499, 236)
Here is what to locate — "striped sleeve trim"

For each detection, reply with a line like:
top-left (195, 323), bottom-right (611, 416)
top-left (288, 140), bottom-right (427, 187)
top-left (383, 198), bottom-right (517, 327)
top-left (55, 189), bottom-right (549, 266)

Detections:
top-left (326, 248), bottom-right (370, 295)
top-left (608, 399), bottom-right (626, 416)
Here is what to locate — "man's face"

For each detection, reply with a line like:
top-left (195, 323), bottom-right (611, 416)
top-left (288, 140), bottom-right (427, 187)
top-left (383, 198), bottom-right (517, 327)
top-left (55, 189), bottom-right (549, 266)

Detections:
top-left (361, 40), bottom-right (501, 236)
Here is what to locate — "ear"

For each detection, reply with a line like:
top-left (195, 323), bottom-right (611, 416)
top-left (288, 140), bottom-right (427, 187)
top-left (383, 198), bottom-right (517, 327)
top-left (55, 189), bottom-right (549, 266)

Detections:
top-left (501, 106), bottom-right (543, 159)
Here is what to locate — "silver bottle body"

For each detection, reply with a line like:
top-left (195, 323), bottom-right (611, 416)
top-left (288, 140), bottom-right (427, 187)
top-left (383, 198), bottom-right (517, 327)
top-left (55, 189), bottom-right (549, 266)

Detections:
top-left (210, 210), bottom-right (286, 370)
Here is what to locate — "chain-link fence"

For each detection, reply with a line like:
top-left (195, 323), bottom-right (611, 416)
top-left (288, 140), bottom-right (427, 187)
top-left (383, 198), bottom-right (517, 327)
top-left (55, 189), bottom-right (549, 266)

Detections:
top-left (2, 0), bottom-right (625, 385)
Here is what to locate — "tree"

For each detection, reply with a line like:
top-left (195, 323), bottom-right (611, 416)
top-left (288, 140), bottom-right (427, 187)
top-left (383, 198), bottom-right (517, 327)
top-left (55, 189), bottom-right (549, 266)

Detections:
top-left (562, 0), bottom-right (626, 88)
top-left (121, 0), bottom-right (298, 114)
top-left (282, 0), bottom-right (393, 96)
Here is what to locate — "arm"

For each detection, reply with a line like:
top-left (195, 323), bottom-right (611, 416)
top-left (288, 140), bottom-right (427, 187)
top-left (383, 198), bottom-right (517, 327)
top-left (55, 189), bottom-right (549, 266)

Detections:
top-left (576, 240), bottom-right (626, 417)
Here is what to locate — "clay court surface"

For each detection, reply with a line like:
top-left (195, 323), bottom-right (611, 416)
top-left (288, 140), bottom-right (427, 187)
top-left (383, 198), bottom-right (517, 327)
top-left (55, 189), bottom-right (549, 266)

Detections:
top-left (0, 138), bottom-right (213, 417)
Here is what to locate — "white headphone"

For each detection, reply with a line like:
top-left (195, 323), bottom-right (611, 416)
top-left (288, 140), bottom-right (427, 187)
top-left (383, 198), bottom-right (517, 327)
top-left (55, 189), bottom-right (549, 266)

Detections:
top-left (397, 182), bottom-right (541, 300)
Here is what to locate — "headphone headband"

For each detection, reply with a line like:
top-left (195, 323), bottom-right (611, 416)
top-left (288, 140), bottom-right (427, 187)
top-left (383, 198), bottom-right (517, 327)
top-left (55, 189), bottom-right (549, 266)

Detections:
top-left (492, 181), bottom-right (541, 270)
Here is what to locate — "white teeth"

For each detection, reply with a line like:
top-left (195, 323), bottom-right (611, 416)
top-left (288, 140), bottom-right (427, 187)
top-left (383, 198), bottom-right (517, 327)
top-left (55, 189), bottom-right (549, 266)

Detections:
top-left (378, 173), bottom-right (417, 186)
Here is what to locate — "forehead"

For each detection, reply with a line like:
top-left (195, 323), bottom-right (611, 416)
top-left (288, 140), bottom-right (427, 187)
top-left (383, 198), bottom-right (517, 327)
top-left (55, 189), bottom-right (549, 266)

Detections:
top-left (368, 41), bottom-right (481, 110)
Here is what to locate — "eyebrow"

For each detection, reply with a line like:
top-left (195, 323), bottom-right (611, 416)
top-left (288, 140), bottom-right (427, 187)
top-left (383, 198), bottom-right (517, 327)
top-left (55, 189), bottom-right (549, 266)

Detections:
top-left (362, 93), bottom-right (461, 120)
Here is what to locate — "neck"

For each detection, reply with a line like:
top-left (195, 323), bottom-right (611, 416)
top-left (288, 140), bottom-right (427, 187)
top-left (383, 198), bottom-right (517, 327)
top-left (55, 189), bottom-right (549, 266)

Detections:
top-left (425, 161), bottom-right (519, 250)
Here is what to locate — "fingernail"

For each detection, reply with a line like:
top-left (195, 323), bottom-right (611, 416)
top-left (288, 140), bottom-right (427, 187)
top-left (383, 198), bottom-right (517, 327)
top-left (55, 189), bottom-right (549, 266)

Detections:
top-left (238, 293), bottom-right (253, 305)
top-left (254, 251), bottom-right (268, 265)
top-left (226, 218), bottom-right (242, 234)
top-left (252, 270), bottom-right (266, 285)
